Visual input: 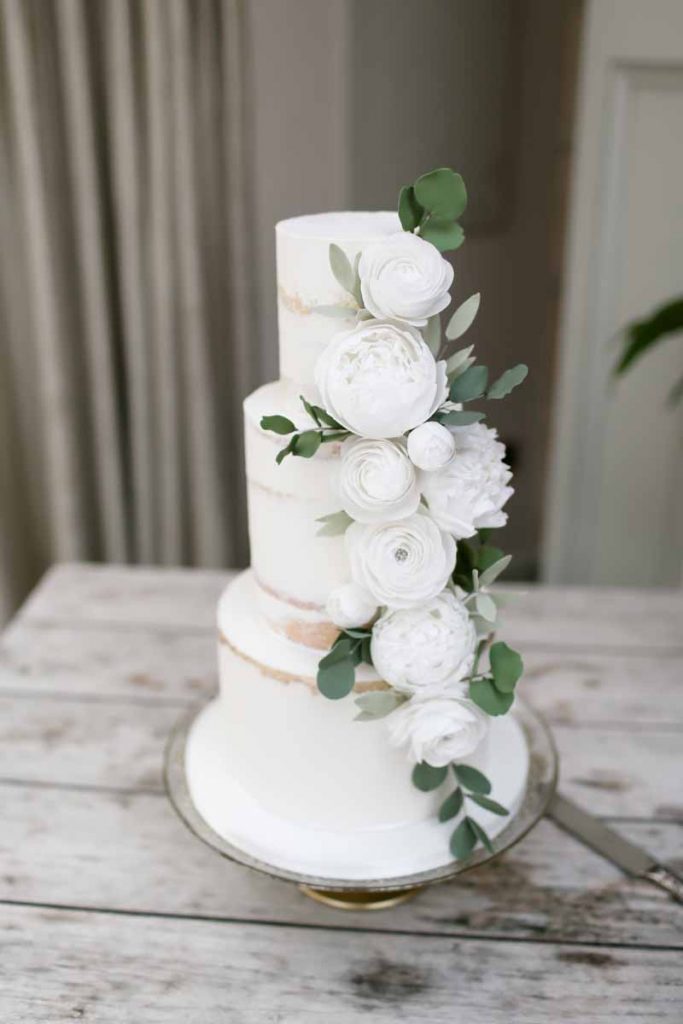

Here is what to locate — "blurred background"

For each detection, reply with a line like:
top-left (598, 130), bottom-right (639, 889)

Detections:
top-left (1, 0), bottom-right (682, 624)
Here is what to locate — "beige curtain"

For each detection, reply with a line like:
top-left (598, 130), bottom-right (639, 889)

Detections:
top-left (0, 0), bottom-right (259, 622)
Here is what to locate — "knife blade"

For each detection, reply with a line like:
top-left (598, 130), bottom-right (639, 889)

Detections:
top-left (548, 792), bottom-right (683, 903)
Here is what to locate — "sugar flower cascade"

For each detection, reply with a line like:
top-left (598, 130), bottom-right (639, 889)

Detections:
top-left (261, 168), bottom-right (527, 859)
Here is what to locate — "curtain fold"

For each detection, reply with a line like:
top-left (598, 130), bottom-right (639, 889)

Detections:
top-left (0, 0), bottom-right (259, 621)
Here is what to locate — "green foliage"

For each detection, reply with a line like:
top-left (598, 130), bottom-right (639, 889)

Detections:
top-left (475, 592), bottom-right (497, 623)
top-left (445, 345), bottom-right (474, 378)
top-left (420, 220), bottom-right (465, 253)
top-left (478, 554), bottom-right (512, 588)
top-left (398, 185), bottom-right (424, 232)
top-left (435, 410), bottom-right (485, 427)
top-left (329, 243), bottom-right (357, 297)
top-left (452, 763), bottom-right (492, 795)
top-left (300, 396), bottom-right (342, 429)
top-left (423, 314), bottom-right (441, 356)
top-left (468, 818), bottom-right (494, 853)
top-left (615, 298), bottom-right (683, 404)
top-left (467, 793), bottom-right (509, 816)
top-left (397, 167), bottom-right (467, 253)
top-left (450, 816), bottom-right (477, 859)
top-left (355, 690), bottom-right (406, 722)
top-left (315, 510), bottom-right (353, 537)
top-left (452, 534), bottom-right (507, 593)
top-left (489, 641), bottom-right (524, 693)
top-left (438, 787), bottom-right (464, 821)
top-left (266, 397), bottom-right (348, 464)
top-left (469, 677), bottom-right (514, 716)
top-left (292, 430), bottom-right (322, 458)
top-left (261, 415), bottom-right (295, 435)
top-left (316, 628), bottom-right (374, 702)
top-left (449, 365), bottom-right (488, 403)
top-left (487, 364), bottom-right (528, 399)
top-left (412, 762), bottom-right (448, 792)
top-left (445, 294), bottom-right (480, 342)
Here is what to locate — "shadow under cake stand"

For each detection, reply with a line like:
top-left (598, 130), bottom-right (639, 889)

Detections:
top-left (165, 698), bottom-right (558, 910)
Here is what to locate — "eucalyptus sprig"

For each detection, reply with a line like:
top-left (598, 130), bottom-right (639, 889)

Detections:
top-left (316, 627), bottom-right (373, 701)
top-left (312, 244), bottom-right (365, 319)
top-left (411, 761), bottom-right (508, 858)
top-left (399, 168), bottom-right (467, 252)
top-left (261, 396), bottom-right (350, 464)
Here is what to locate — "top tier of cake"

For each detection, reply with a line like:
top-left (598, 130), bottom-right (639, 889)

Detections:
top-left (276, 211), bottom-right (400, 393)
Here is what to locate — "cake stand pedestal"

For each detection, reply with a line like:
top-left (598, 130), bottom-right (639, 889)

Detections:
top-left (164, 698), bottom-right (557, 909)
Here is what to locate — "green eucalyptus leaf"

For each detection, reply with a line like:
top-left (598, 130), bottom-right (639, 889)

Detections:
top-left (423, 314), bottom-right (441, 356)
top-left (420, 219), bottom-right (465, 253)
top-left (475, 592), bottom-right (497, 623)
top-left (438, 787), bottom-right (464, 822)
top-left (468, 793), bottom-right (509, 817)
top-left (275, 437), bottom-right (296, 465)
top-left (487, 363), bottom-right (528, 399)
top-left (449, 364), bottom-right (488, 403)
top-left (477, 544), bottom-right (505, 572)
top-left (450, 816), bottom-right (477, 859)
top-left (438, 410), bottom-right (485, 427)
top-left (329, 243), bottom-right (356, 296)
top-left (319, 637), bottom-right (355, 666)
top-left (299, 396), bottom-right (320, 425)
top-left (313, 304), bottom-right (356, 319)
top-left (414, 168), bottom-right (467, 220)
top-left (317, 658), bottom-right (355, 700)
top-left (354, 690), bottom-right (405, 721)
top-left (445, 345), bottom-right (474, 377)
top-left (261, 415), bottom-right (296, 435)
top-left (307, 402), bottom-right (342, 429)
top-left (478, 555), bottom-right (512, 588)
top-left (468, 817), bottom-right (494, 853)
top-left (412, 762), bottom-right (448, 792)
top-left (489, 642), bottom-right (524, 693)
top-left (452, 763), bottom-right (492, 795)
top-left (315, 510), bottom-right (353, 537)
top-left (292, 430), bottom-right (322, 458)
top-left (398, 184), bottom-right (424, 232)
top-left (469, 678), bottom-right (514, 716)
top-left (351, 252), bottom-right (363, 306)
top-left (445, 293), bottom-right (480, 341)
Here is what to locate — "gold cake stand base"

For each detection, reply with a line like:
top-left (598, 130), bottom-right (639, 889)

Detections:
top-left (299, 884), bottom-right (423, 910)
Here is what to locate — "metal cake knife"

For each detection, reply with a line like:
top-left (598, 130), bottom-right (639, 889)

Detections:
top-left (548, 793), bottom-right (683, 903)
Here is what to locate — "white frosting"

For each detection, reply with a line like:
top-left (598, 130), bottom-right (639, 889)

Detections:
top-left (276, 211), bottom-right (400, 392)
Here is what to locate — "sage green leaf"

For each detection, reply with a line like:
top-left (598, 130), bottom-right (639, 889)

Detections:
top-left (449, 364), bottom-right (488, 402)
top-left (311, 404), bottom-right (342, 428)
top-left (445, 345), bottom-right (474, 377)
top-left (261, 414), bottom-right (296, 435)
top-left (320, 637), bottom-right (355, 666)
top-left (452, 763), bottom-right (492, 795)
top-left (439, 410), bottom-right (485, 427)
top-left (469, 678), bottom-right (514, 716)
top-left (412, 762), bottom-right (448, 792)
top-left (275, 437), bottom-right (296, 465)
top-left (299, 396), bottom-right (320, 425)
top-left (414, 168), bottom-right (467, 220)
top-left (351, 252), bottom-right (363, 306)
top-left (292, 430), bottom-right (322, 458)
top-left (354, 690), bottom-right (405, 721)
top-left (489, 641), bottom-right (524, 693)
top-left (475, 592), bottom-right (497, 623)
top-left (313, 304), bottom-right (355, 318)
top-left (329, 243), bottom-right (356, 296)
top-left (445, 293), bottom-right (480, 341)
top-left (320, 430), bottom-right (350, 443)
top-left (468, 817), bottom-right (494, 853)
top-left (438, 787), bottom-right (464, 822)
top-left (487, 363), bottom-right (528, 399)
top-left (420, 219), bottom-right (465, 253)
top-left (478, 555), bottom-right (512, 588)
top-left (468, 793), bottom-right (509, 816)
top-left (315, 510), bottom-right (353, 536)
top-left (317, 658), bottom-right (355, 700)
top-left (398, 184), bottom-right (424, 231)
top-left (423, 314), bottom-right (441, 356)
top-left (477, 544), bottom-right (504, 572)
top-left (450, 816), bottom-right (477, 859)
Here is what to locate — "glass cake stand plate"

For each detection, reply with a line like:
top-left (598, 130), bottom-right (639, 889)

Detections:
top-left (165, 697), bottom-right (558, 909)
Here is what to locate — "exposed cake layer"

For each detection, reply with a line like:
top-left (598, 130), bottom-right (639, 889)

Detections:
top-left (276, 211), bottom-right (400, 392)
top-left (217, 570), bottom-right (496, 831)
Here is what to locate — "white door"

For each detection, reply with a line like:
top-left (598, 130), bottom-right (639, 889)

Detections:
top-left (543, 0), bottom-right (683, 586)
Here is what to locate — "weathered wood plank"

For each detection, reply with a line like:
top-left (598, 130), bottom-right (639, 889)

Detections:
top-left (2, 619), bottom-right (682, 727)
top-left (0, 904), bottom-right (681, 1024)
top-left (16, 563), bottom-right (683, 651)
top-left (0, 783), bottom-right (681, 948)
top-left (0, 694), bottom-right (680, 818)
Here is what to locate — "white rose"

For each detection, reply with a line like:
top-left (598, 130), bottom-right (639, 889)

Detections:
top-left (359, 232), bottom-right (454, 326)
top-left (346, 512), bottom-right (455, 609)
top-left (387, 695), bottom-right (489, 767)
top-left (421, 423), bottom-right (513, 538)
top-left (338, 437), bottom-right (420, 523)
top-left (326, 582), bottom-right (378, 630)
top-left (407, 421), bottom-right (456, 471)
top-left (314, 320), bottom-right (447, 439)
top-left (371, 591), bottom-right (476, 695)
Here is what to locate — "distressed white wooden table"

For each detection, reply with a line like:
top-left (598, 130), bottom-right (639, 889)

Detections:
top-left (0, 564), bottom-right (681, 1022)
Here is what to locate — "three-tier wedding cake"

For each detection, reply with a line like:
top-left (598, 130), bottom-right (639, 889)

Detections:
top-left (186, 169), bottom-right (530, 880)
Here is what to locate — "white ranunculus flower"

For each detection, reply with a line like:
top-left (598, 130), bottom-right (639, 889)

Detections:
top-left (346, 512), bottom-right (455, 609)
top-left (387, 695), bottom-right (489, 767)
top-left (371, 591), bottom-right (476, 695)
top-left (326, 582), bottom-right (378, 630)
top-left (359, 232), bottom-right (454, 326)
top-left (314, 320), bottom-right (447, 439)
top-left (407, 421), bottom-right (456, 472)
top-left (421, 423), bottom-right (513, 539)
top-left (338, 437), bottom-right (420, 523)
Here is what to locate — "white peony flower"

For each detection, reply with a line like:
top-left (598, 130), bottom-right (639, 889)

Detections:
top-left (421, 423), bottom-right (513, 538)
top-left (338, 437), bottom-right (420, 523)
top-left (371, 591), bottom-right (476, 695)
top-left (407, 421), bottom-right (456, 472)
top-left (387, 695), bottom-right (489, 767)
top-left (359, 232), bottom-right (454, 326)
top-left (314, 320), bottom-right (447, 439)
top-left (346, 512), bottom-right (455, 609)
top-left (326, 582), bottom-right (378, 630)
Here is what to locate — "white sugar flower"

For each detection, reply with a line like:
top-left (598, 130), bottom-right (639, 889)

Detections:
top-left (346, 512), bottom-right (455, 609)
top-left (338, 437), bottom-right (420, 523)
top-left (387, 695), bottom-right (489, 767)
top-left (421, 423), bottom-right (513, 538)
top-left (359, 232), bottom-right (454, 326)
top-left (371, 591), bottom-right (476, 695)
top-left (407, 421), bottom-right (456, 472)
top-left (326, 582), bottom-right (378, 630)
top-left (314, 320), bottom-right (447, 439)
